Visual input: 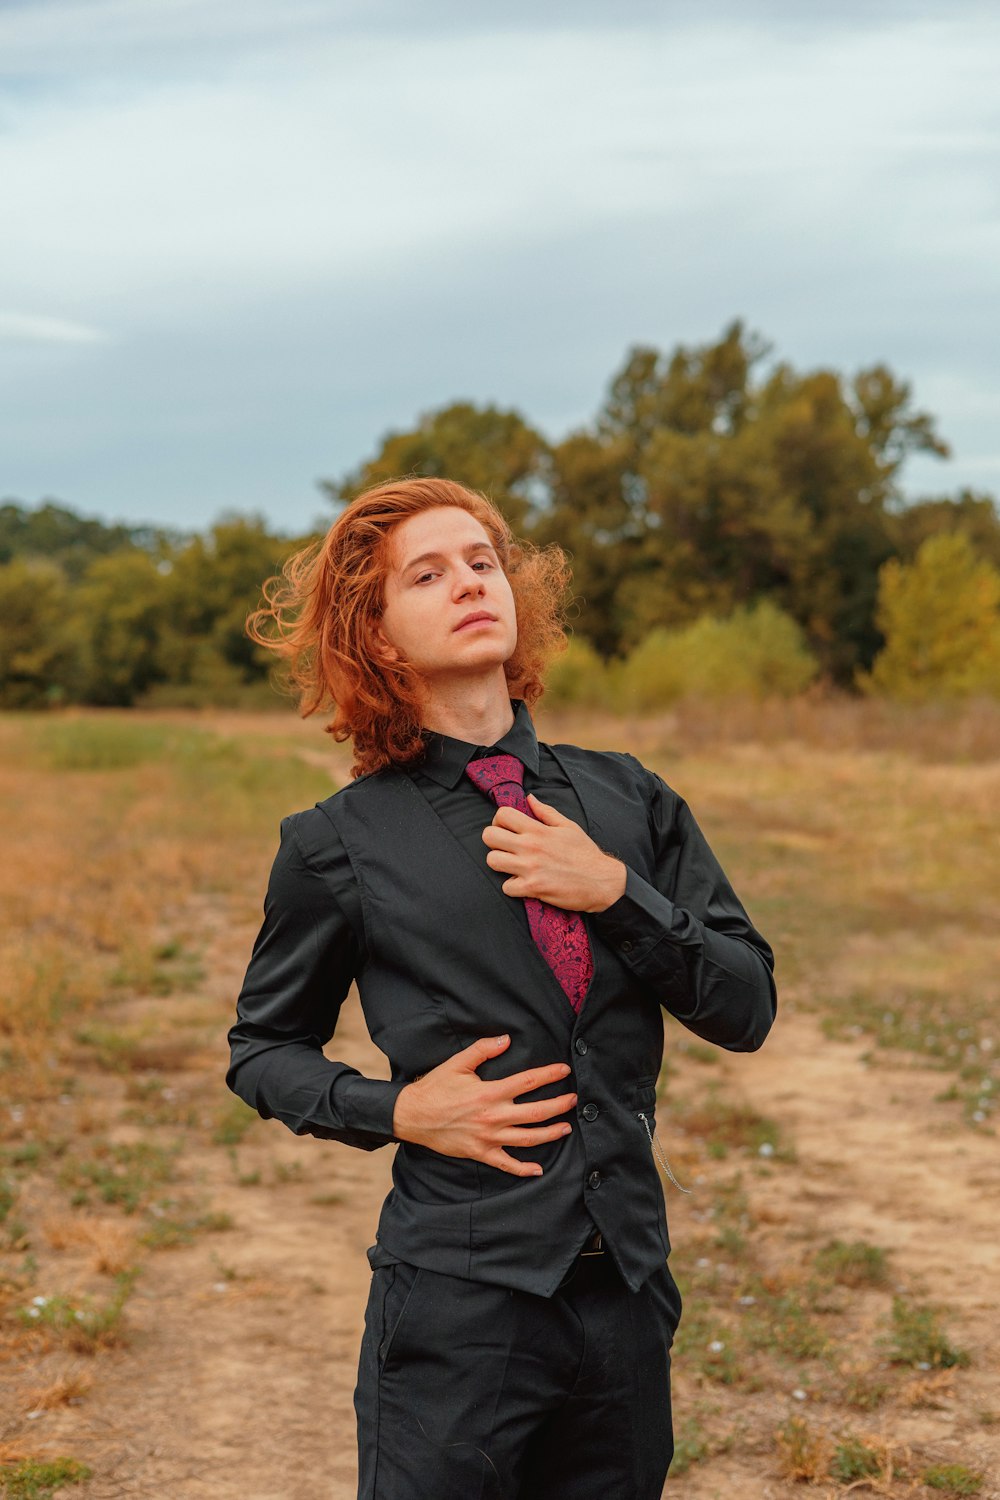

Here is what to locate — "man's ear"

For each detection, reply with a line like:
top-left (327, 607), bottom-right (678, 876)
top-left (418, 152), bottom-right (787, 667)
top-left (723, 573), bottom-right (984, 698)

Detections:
top-left (374, 625), bottom-right (400, 664)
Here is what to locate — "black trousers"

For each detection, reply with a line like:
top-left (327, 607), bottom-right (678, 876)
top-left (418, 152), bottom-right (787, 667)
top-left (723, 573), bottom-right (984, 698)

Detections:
top-left (353, 1248), bottom-right (682, 1500)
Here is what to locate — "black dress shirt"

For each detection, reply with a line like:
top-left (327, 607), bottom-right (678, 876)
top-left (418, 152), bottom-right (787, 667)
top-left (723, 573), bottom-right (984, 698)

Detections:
top-left (229, 699), bottom-right (776, 1146)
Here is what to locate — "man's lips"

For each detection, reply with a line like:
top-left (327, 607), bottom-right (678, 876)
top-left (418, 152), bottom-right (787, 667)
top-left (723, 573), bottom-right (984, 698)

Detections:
top-left (454, 613), bottom-right (497, 631)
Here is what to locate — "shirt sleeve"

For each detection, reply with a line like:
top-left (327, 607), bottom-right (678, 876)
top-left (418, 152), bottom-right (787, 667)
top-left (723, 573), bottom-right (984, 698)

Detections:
top-left (225, 812), bottom-right (407, 1150)
top-left (588, 757), bottom-right (777, 1052)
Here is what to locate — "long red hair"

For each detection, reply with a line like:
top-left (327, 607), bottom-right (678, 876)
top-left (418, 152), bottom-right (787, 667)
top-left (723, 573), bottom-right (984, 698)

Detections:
top-left (246, 477), bottom-right (572, 777)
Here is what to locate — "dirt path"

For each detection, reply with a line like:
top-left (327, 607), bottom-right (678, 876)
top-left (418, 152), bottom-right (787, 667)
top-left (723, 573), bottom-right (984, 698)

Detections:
top-left (11, 712), bottom-right (996, 1498)
top-left (664, 1013), bottom-right (1000, 1497)
top-left (28, 953), bottom-right (999, 1498)
top-left (23, 908), bottom-right (392, 1500)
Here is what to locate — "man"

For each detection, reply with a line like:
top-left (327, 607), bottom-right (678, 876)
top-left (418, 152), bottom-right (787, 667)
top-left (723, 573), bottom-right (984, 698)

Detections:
top-left (227, 476), bottom-right (776, 1499)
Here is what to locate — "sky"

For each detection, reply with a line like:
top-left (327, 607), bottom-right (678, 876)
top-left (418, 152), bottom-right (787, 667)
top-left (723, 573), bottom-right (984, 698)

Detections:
top-left (2, 0), bottom-right (999, 537)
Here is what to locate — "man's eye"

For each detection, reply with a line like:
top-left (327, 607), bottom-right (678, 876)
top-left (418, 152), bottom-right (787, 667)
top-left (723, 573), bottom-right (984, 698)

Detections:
top-left (472, 560), bottom-right (494, 571)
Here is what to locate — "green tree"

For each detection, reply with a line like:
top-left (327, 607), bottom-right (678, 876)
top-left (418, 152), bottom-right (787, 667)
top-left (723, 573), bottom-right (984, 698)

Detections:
top-left (542, 323), bottom-right (948, 677)
top-left (0, 498), bottom-right (179, 581)
top-left (0, 557), bottom-right (80, 706)
top-left (859, 532), bottom-right (1000, 700)
top-left (320, 402), bottom-right (552, 531)
top-left (890, 490), bottom-right (1000, 569)
top-left (154, 514), bottom-right (292, 693)
top-left (72, 550), bottom-right (172, 705)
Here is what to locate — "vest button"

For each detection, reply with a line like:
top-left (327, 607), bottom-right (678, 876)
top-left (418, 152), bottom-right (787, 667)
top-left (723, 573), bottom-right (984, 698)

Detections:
top-left (582, 1103), bottom-right (599, 1122)
top-left (574, 1037), bottom-right (588, 1056)
top-left (620, 939), bottom-right (634, 953)
top-left (588, 1170), bottom-right (602, 1189)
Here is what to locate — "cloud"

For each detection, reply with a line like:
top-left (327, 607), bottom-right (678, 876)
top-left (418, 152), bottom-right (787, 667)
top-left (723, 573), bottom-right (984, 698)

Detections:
top-left (0, 310), bottom-right (110, 344)
top-left (1, 2), bottom-right (999, 528)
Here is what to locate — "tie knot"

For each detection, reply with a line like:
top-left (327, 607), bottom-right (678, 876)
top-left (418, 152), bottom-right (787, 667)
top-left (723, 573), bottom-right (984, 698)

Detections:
top-left (465, 752), bottom-right (525, 803)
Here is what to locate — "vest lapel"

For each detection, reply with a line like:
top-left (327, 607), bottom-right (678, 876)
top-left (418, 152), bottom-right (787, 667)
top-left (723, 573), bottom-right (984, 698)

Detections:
top-left (398, 770), bottom-right (598, 1021)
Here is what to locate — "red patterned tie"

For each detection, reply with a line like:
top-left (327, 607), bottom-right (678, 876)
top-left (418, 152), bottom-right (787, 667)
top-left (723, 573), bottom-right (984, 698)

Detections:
top-left (465, 753), bottom-right (593, 1014)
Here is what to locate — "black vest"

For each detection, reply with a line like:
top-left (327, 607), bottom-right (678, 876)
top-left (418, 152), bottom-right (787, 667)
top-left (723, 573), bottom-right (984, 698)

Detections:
top-left (296, 743), bottom-right (673, 1296)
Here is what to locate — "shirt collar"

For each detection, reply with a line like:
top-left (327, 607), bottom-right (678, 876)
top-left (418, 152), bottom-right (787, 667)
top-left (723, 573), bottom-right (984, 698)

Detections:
top-left (415, 698), bottom-right (541, 789)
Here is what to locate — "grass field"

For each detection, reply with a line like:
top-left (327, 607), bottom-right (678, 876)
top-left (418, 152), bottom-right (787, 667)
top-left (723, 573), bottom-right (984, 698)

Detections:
top-left (0, 700), bottom-right (997, 1499)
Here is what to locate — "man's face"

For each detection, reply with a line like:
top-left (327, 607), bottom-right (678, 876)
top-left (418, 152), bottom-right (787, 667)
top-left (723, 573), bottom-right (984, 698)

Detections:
top-left (377, 505), bottom-right (518, 683)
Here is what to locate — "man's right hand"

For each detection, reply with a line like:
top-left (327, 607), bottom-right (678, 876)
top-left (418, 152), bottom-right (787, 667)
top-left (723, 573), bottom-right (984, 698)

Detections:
top-left (391, 1034), bottom-right (577, 1179)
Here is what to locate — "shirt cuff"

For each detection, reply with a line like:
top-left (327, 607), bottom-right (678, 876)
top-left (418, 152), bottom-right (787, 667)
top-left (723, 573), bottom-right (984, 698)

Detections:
top-left (589, 866), bottom-right (689, 989)
top-left (339, 1075), bottom-right (410, 1141)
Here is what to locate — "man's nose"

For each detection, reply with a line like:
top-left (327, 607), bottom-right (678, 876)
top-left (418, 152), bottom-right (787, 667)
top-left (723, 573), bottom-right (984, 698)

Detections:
top-left (454, 565), bottom-right (485, 598)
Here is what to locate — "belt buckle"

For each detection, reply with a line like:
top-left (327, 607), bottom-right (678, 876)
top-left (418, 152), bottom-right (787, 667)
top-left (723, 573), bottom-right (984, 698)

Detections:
top-left (580, 1230), bottom-right (604, 1257)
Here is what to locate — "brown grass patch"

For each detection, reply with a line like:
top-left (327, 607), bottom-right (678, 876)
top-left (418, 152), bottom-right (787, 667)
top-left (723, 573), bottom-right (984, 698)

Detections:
top-left (23, 1369), bottom-right (95, 1410)
top-left (38, 1215), bottom-right (139, 1274)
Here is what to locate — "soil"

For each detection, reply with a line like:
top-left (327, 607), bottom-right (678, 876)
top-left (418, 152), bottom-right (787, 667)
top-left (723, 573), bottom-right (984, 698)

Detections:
top-left (17, 910), bottom-right (996, 1499)
top-left (9, 719), bottom-right (998, 1499)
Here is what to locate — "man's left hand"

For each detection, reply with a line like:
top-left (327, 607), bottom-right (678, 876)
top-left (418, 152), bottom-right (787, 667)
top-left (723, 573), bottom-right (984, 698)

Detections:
top-left (482, 794), bottom-right (627, 913)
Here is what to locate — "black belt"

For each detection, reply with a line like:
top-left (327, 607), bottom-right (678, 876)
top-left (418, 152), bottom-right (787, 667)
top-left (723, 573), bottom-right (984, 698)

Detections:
top-left (555, 1228), bottom-right (608, 1291)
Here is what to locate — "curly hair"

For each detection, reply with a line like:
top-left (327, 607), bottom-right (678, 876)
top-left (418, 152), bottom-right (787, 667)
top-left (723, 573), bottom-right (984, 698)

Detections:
top-left (246, 477), bottom-right (572, 778)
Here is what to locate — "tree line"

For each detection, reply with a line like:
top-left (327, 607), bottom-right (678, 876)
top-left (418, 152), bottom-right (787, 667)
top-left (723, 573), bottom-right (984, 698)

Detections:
top-left (2, 321), bottom-right (999, 709)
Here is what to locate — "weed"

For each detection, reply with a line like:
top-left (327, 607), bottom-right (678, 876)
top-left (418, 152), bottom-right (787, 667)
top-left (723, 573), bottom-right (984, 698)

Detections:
top-left (884, 1296), bottom-right (969, 1369)
top-left (140, 1209), bottom-right (233, 1249)
top-left (674, 1314), bottom-right (742, 1385)
top-left (820, 986), bottom-right (999, 1118)
top-left (72, 1023), bottom-right (145, 1072)
top-left (59, 1140), bottom-right (179, 1213)
top-left (209, 1251), bottom-right (239, 1282)
top-left (272, 1158), bottom-right (304, 1184)
top-left (775, 1415), bottom-right (828, 1481)
top-left (839, 1361), bottom-right (890, 1410)
top-left (670, 1417), bottom-right (709, 1474)
top-left (17, 1269), bottom-right (138, 1353)
top-left (2, 1141), bottom-right (66, 1172)
top-left (814, 1238), bottom-right (889, 1288)
top-left (225, 1146), bottom-right (261, 1186)
top-left (830, 1433), bottom-right (881, 1480)
top-left (678, 1040), bottom-right (718, 1066)
top-left (923, 1464), bottom-right (983, 1495)
top-left (0, 1456), bottom-right (92, 1498)
top-left (212, 1097), bottom-right (258, 1146)
top-left (672, 1087), bottom-right (794, 1161)
top-left (108, 942), bottom-right (206, 996)
top-left (743, 1286), bottom-right (829, 1361)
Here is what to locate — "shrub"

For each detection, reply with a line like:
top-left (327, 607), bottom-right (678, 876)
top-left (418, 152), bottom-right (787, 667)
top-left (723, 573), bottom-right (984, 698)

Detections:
top-left (613, 600), bottom-right (819, 709)
top-left (542, 634), bottom-right (614, 708)
top-left (860, 531), bottom-right (1000, 701)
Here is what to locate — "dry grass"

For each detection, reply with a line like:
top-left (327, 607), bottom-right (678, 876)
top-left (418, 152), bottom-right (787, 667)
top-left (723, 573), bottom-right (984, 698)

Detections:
top-left (541, 689), bottom-right (1000, 764)
top-left (22, 1369), bottom-right (95, 1411)
top-left (36, 1216), bottom-right (138, 1275)
top-left (0, 701), bottom-right (997, 1496)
